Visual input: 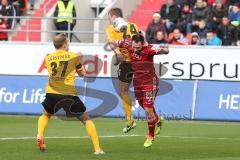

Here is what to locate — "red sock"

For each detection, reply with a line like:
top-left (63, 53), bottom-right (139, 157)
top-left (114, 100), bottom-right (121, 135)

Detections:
top-left (146, 107), bottom-right (158, 138)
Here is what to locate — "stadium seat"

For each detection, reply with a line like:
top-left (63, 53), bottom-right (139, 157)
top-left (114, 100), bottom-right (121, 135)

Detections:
top-left (128, 0), bottom-right (165, 31)
top-left (12, 0), bottom-right (57, 42)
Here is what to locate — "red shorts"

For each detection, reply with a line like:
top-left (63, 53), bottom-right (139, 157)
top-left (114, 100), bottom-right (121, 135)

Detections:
top-left (133, 76), bottom-right (159, 108)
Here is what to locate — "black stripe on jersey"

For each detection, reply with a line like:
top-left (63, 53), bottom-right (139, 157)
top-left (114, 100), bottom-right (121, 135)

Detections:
top-left (76, 63), bottom-right (82, 70)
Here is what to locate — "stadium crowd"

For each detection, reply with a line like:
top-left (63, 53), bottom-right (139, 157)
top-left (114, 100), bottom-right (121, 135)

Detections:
top-left (146, 0), bottom-right (240, 46)
top-left (0, 0), bottom-right (35, 40)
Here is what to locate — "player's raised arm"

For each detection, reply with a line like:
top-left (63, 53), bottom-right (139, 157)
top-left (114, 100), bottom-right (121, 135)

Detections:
top-left (109, 40), bottom-right (125, 65)
top-left (155, 45), bottom-right (169, 55)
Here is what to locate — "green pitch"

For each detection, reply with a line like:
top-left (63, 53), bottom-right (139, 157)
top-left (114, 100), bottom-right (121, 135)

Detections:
top-left (0, 115), bottom-right (240, 160)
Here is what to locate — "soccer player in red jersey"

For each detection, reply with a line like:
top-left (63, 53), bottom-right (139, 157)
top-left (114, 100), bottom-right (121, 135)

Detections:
top-left (117, 33), bottom-right (169, 147)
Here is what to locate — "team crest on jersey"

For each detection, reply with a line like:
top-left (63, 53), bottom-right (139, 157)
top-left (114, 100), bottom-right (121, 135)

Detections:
top-left (132, 52), bottom-right (141, 59)
top-left (145, 91), bottom-right (153, 103)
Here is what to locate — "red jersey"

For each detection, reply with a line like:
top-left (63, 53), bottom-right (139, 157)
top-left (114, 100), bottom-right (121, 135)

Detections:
top-left (129, 44), bottom-right (158, 85)
top-left (118, 41), bottom-right (159, 105)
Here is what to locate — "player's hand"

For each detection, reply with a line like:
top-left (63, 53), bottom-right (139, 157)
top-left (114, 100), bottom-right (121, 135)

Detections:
top-left (108, 41), bottom-right (118, 51)
top-left (156, 45), bottom-right (169, 55)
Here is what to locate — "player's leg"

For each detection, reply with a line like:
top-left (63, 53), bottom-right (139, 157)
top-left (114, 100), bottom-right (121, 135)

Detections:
top-left (141, 89), bottom-right (159, 148)
top-left (37, 93), bottom-right (57, 151)
top-left (72, 96), bottom-right (104, 155)
top-left (77, 112), bottom-right (104, 155)
top-left (37, 109), bottom-right (51, 151)
top-left (143, 106), bottom-right (159, 148)
top-left (119, 81), bottom-right (136, 132)
top-left (118, 62), bottom-right (136, 133)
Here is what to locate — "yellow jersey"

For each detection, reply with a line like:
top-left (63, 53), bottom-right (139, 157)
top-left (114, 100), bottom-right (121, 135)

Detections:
top-left (106, 22), bottom-right (140, 61)
top-left (45, 50), bottom-right (82, 96)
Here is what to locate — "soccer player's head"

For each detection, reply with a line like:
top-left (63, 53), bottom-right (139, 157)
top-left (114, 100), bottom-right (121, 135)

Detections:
top-left (132, 33), bottom-right (144, 52)
top-left (53, 33), bottom-right (69, 51)
top-left (108, 8), bottom-right (123, 23)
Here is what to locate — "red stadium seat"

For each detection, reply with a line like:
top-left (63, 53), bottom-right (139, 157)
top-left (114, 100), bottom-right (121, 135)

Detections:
top-left (128, 0), bottom-right (165, 32)
top-left (12, 0), bottom-right (58, 42)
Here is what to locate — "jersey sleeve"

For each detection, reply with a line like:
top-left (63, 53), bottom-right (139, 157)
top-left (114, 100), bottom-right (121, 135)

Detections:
top-left (147, 44), bottom-right (157, 56)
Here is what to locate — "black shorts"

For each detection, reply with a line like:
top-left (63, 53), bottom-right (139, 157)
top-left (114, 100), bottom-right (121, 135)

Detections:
top-left (118, 61), bottom-right (133, 83)
top-left (42, 93), bottom-right (86, 116)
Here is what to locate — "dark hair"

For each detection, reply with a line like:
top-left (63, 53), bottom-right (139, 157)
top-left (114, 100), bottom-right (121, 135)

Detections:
top-left (173, 27), bottom-right (181, 32)
top-left (222, 16), bottom-right (228, 19)
top-left (207, 29), bottom-right (214, 33)
top-left (132, 33), bottom-right (144, 44)
top-left (232, 3), bottom-right (239, 7)
top-left (108, 8), bottom-right (123, 18)
top-left (53, 33), bottom-right (67, 49)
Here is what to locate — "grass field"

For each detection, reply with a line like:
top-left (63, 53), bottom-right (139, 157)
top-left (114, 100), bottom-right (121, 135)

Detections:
top-left (0, 115), bottom-right (240, 160)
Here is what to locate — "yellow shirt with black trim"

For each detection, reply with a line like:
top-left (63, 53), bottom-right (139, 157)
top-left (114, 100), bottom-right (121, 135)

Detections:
top-left (106, 22), bottom-right (140, 61)
top-left (45, 50), bottom-right (82, 96)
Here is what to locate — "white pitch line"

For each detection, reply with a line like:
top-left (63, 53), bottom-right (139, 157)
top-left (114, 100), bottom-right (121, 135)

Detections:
top-left (0, 134), bottom-right (142, 141)
top-left (159, 135), bottom-right (240, 141)
top-left (1, 134), bottom-right (240, 141)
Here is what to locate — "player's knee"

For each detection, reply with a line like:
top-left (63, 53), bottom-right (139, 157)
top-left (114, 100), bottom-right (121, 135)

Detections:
top-left (145, 108), bottom-right (156, 123)
top-left (119, 82), bottom-right (130, 95)
top-left (43, 109), bottom-right (51, 118)
top-left (119, 87), bottom-right (129, 95)
top-left (145, 107), bottom-right (153, 115)
top-left (78, 112), bottom-right (90, 124)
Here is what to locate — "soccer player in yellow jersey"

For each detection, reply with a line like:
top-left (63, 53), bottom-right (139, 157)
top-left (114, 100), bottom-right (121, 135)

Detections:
top-left (106, 8), bottom-right (140, 133)
top-left (37, 33), bottom-right (104, 155)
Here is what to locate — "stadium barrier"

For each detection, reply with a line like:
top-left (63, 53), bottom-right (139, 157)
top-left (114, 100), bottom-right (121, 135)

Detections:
top-left (0, 43), bottom-right (240, 121)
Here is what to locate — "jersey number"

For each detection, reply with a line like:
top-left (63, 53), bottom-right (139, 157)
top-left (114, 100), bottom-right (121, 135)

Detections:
top-left (51, 61), bottom-right (68, 77)
top-left (123, 24), bottom-right (138, 39)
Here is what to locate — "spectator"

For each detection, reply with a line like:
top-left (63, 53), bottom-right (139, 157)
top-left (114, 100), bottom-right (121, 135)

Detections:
top-left (237, 40), bottom-right (240, 46)
top-left (10, 0), bottom-right (26, 23)
top-left (0, 0), bottom-right (15, 29)
top-left (236, 29), bottom-right (240, 46)
top-left (195, 19), bottom-right (208, 38)
top-left (198, 30), bottom-right (222, 45)
top-left (210, 0), bottom-right (227, 31)
top-left (189, 32), bottom-right (200, 45)
top-left (146, 12), bottom-right (166, 43)
top-left (169, 28), bottom-right (188, 45)
top-left (177, 3), bottom-right (192, 35)
top-left (187, 0), bottom-right (211, 33)
top-left (0, 15), bottom-right (8, 40)
top-left (227, 0), bottom-right (240, 8)
top-left (152, 30), bottom-right (168, 44)
top-left (217, 16), bottom-right (236, 45)
top-left (229, 3), bottom-right (240, 29)
top-left (175, 0), bottom-right (197, 9)
top-left (160, 0), bottom-right (181, 33)
top-left (29, 0), bottom-right (35, 10)
top-left (54, 0), bottom-right (77, 41)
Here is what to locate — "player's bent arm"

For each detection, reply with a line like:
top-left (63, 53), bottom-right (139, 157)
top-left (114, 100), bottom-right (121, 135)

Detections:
top-left (76, 64), bottom-right (86, 77)
top-left (156, 47), bottom-right (169, 55)
top-left (75, 54), bottom-right (86, 77)
top-left (109, 41), bottom-right (125, 65)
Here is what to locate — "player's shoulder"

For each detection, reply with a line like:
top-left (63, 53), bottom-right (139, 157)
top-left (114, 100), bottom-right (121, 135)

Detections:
top-left (144, 44), bottom-right (154, 51)
top-left (45, 52), bottom-right (55, 60)
top-left (67, 51), bottom-right (78, 56)
top-left (106, 25), bottom-right (114, 33)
